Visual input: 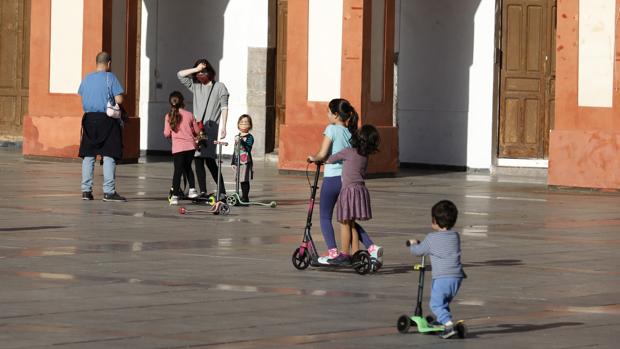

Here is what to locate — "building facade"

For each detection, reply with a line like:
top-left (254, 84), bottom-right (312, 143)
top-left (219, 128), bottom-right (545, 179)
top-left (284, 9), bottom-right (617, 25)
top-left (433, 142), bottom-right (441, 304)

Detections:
top-left (2, 0), bottom-right (618, 188)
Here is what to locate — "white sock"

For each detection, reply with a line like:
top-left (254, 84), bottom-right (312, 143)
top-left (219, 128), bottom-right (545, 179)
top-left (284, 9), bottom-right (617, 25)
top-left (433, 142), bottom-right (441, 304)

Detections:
top-left (445, 321), bottom-right (454, 327)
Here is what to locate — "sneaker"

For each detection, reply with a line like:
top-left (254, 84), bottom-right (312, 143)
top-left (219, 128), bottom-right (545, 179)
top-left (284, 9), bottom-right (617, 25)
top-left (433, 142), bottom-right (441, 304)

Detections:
top-left (102, 192), bottom-right (127, 202)
top-left (440, 326), bottom-right (457, 339)
top-left (169, 195), bottom-right (179, 205)
top-left (82, 191), bottom-right (94, 200)
top-left (317, 248), bottom-right (339, 265)
top-left (368, 244), bottom-right (383, 264)
top-left (188, 188), bottom-right (199, 199)
top-left (328, 253), bottom-right (352, 266)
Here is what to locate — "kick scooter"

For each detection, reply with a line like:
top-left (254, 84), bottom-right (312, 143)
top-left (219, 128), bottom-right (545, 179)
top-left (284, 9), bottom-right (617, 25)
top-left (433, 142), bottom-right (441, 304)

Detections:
top-left (207, 140), bottom-right (231, 215)
top-left (291, 162), bottom-right (372, 275)
top-left (225, 134), bottom-right (277, 208)
top-left (396, 240), bottom-right (467, 338)
top-left (181, 140), bottom-right (230, 215)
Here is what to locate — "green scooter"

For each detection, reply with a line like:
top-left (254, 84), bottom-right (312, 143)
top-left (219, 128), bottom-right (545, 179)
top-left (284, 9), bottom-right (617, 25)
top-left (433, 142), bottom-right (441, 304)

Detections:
top-left (396, 240), bottom-right (466, 338)
top-left (225, 134), bottom-right (277, 208)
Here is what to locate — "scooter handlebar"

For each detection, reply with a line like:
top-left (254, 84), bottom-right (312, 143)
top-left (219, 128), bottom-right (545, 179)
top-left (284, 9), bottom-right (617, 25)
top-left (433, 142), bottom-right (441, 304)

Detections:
top-left (213, 140), bottom-right (229, 146)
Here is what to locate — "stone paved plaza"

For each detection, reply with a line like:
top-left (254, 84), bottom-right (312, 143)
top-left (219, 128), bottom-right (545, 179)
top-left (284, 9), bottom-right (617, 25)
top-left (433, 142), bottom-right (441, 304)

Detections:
top-left (0, 148), bottom-right (618, 348)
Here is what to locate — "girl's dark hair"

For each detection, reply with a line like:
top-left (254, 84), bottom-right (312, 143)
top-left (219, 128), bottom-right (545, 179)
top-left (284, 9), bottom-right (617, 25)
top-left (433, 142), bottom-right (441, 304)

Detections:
top-left (238, 114), bottom-right (253, 130)
top-left (351, 124), bottom-right (380, 157)
top-left (192, 58), bottom-right (217, 82)
top-left (168, 91), bottom-right (185, 131)
top-left (328, 98), bottom-right (359, 135)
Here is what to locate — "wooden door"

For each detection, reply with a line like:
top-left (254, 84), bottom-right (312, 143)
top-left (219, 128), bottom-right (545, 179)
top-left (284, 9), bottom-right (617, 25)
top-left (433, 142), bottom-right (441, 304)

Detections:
top-left (0, 0), bottom-right (30, 140)
top-left (274, 0), bottom-right (288, 150)
top-left (498, 0), bottom-right (556, 159)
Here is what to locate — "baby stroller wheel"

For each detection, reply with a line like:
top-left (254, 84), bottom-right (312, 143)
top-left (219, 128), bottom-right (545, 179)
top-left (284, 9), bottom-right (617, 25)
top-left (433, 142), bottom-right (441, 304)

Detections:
top-left (292, 248), bottom-right (311, 270)
top-left (352, 250), bottom-right (371, 275)
top-left (397, 315), bottom-right (411, 333)
top-left (226, 195), bottom-right (238, 206)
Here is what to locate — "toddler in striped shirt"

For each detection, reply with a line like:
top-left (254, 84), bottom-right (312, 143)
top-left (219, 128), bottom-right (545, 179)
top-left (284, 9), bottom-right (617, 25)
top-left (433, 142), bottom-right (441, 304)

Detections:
top-left (409, 200), bottom-right (465, 339)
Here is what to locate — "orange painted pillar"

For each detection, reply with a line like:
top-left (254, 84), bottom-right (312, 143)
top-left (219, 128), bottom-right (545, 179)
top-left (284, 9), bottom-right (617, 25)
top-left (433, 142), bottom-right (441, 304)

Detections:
top-left (279, 0), bottom-right (398, 174)
top-left (548, 0), bottom-right (620, 189)
top-left (23, 0), bottom-right (139, 162)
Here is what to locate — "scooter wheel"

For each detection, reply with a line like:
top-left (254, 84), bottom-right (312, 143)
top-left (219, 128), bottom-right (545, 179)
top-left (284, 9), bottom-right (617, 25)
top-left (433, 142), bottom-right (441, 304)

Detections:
top-left (352, 250), bottom-right (371, 275)
top-left (456, 322), bottom-right (467, 339)
top-left (207, 196), bottom-right (216, 206)
top-left (292, 248), bottom-right (311, 270)
top-left (370, 259), bottom-right (382, 273)
top-left (226, 195), bottom-right (238, 206)
top-left (219, 203), bottom-right (230, 215)
top-left (397, 315), bottom-right (411, 333)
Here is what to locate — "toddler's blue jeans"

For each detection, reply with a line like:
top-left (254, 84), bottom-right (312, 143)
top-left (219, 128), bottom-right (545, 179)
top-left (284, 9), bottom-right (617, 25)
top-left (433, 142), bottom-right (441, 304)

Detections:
top-left (430, 277), bottom-right (462, 325)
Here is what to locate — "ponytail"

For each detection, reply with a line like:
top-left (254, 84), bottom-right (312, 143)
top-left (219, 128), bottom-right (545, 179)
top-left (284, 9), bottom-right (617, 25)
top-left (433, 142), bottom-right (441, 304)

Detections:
top-left (168, 91), bottom-right (185, 132)
top-left (328, 98), bottom-right (359, 135)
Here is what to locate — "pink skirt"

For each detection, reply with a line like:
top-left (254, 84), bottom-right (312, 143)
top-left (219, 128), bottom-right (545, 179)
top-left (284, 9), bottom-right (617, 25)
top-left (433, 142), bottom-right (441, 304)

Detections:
top-left (336, 182), bottom-right (372, 222)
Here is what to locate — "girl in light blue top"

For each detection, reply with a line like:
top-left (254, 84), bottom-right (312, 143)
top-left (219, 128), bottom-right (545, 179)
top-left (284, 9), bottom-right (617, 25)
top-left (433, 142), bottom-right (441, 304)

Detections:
top-left (307, 99), bottom-right (383, 267)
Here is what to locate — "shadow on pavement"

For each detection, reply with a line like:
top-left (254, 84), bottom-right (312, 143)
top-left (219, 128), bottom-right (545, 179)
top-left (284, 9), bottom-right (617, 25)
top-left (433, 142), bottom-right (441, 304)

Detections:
top-left (468, 322), bottom-right (583, 338)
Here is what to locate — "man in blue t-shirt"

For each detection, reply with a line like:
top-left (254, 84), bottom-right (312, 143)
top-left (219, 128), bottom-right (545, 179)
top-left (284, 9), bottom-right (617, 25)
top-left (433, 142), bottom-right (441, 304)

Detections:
top-left (77, 52), bottom-right (126, 202)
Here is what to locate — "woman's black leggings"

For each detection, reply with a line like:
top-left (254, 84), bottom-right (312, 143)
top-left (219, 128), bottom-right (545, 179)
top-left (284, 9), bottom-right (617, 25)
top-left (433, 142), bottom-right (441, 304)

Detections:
top-left (195, 157), bottom-right (226, 194)
top-left (172, 150), bottom-right (195, 195)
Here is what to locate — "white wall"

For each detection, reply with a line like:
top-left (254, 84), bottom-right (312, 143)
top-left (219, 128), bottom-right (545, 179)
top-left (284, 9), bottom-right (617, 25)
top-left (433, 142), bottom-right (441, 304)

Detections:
top-left (49, 0), bottom-right (83, 94)
top-left (395, 0), bottom-right (495, 169)
top-left (307, 0), bottom-right (343, 101)
top-left (139, 0), bottom-right (269, 154)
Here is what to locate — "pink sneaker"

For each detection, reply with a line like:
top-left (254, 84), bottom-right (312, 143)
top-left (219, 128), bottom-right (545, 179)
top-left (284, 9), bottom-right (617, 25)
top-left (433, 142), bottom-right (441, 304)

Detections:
top-left (317, 248), bottom-right (338, 265)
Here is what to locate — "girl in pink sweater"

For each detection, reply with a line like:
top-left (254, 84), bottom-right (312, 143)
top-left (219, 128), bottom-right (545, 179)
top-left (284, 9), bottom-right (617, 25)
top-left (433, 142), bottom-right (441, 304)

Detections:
top-left (163, 91), bottom-right (201, 205)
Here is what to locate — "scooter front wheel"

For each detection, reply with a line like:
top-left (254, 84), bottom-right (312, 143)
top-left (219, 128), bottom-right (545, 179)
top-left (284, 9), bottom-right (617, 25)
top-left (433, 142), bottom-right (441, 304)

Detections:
top-left (226, 195), bottom-right (238, 206)
top-left (397, 315), bottom-right (411, 333)
top-left (292, 248), bottom-right (311, 270)
top-left (352, 250), bottom-right (371, 275)
top-left (218, 203), bottom-right (230, 215)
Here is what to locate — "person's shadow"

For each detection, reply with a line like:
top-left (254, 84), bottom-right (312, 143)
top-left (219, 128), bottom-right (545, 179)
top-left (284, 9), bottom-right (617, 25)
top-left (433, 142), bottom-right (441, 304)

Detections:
top-left (467, 322), bottom-right (582, 338)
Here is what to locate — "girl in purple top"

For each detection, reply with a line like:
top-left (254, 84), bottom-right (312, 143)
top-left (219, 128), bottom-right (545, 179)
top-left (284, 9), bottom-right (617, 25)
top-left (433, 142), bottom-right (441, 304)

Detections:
top-left (163, 91), bottom-right (201, 205)
top-left (307, 100), bottom-right (382, 268)
top-left (326, 125), bottom-right (381, 265)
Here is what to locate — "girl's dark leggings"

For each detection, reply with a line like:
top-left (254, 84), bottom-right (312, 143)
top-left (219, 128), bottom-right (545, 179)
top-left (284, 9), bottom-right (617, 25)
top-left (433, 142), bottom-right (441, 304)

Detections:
top-left (194, 157), bottom-right (226, 194)
top-left (241, 181), bottom-right (250, 201)
top-left (172, 150), bottom-right (195, 195)
top-left (319, 175), bottom-right (374, 250)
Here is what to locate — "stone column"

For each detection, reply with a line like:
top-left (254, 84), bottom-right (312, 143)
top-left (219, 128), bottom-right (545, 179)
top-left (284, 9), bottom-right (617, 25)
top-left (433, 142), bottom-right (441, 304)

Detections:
top-left (278, 0), bottom-right (398, 174)
top-left (23, 0), bottom-right (140, 162)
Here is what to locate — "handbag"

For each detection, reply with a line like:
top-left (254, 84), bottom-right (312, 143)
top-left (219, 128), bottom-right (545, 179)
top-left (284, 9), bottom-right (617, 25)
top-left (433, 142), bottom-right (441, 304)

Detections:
top-left (194, 82), bottom-right (217, 147)
top-left (105, 73), bottom-right (122, 119)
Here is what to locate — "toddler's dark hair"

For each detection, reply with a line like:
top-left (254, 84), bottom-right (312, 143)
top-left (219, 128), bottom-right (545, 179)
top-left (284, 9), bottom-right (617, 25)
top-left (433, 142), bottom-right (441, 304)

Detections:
top-left (238, 114), bottom-right (253, 130)
top-left (351, 124), bottom-right (380, 157)
top-left (432, 200), bottom-right (458, 229)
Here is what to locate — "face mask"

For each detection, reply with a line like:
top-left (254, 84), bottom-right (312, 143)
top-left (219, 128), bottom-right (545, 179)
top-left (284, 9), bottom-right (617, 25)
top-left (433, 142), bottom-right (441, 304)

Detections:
top-left (196, 74), bottom-right (210, 84)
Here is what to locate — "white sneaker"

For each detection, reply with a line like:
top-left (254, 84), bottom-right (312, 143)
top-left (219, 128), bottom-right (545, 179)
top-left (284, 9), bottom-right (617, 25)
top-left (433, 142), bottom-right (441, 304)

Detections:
top-left (169, 195), bottom-right (179, 205)
top-left (317, 256), bottom-right (331, 265)
top-left (369, 245), bottom-right (383, 264)
top-left (188, 188), bottom-right (199, 199)
top-left (317, 248), bottom-right (339, 265)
